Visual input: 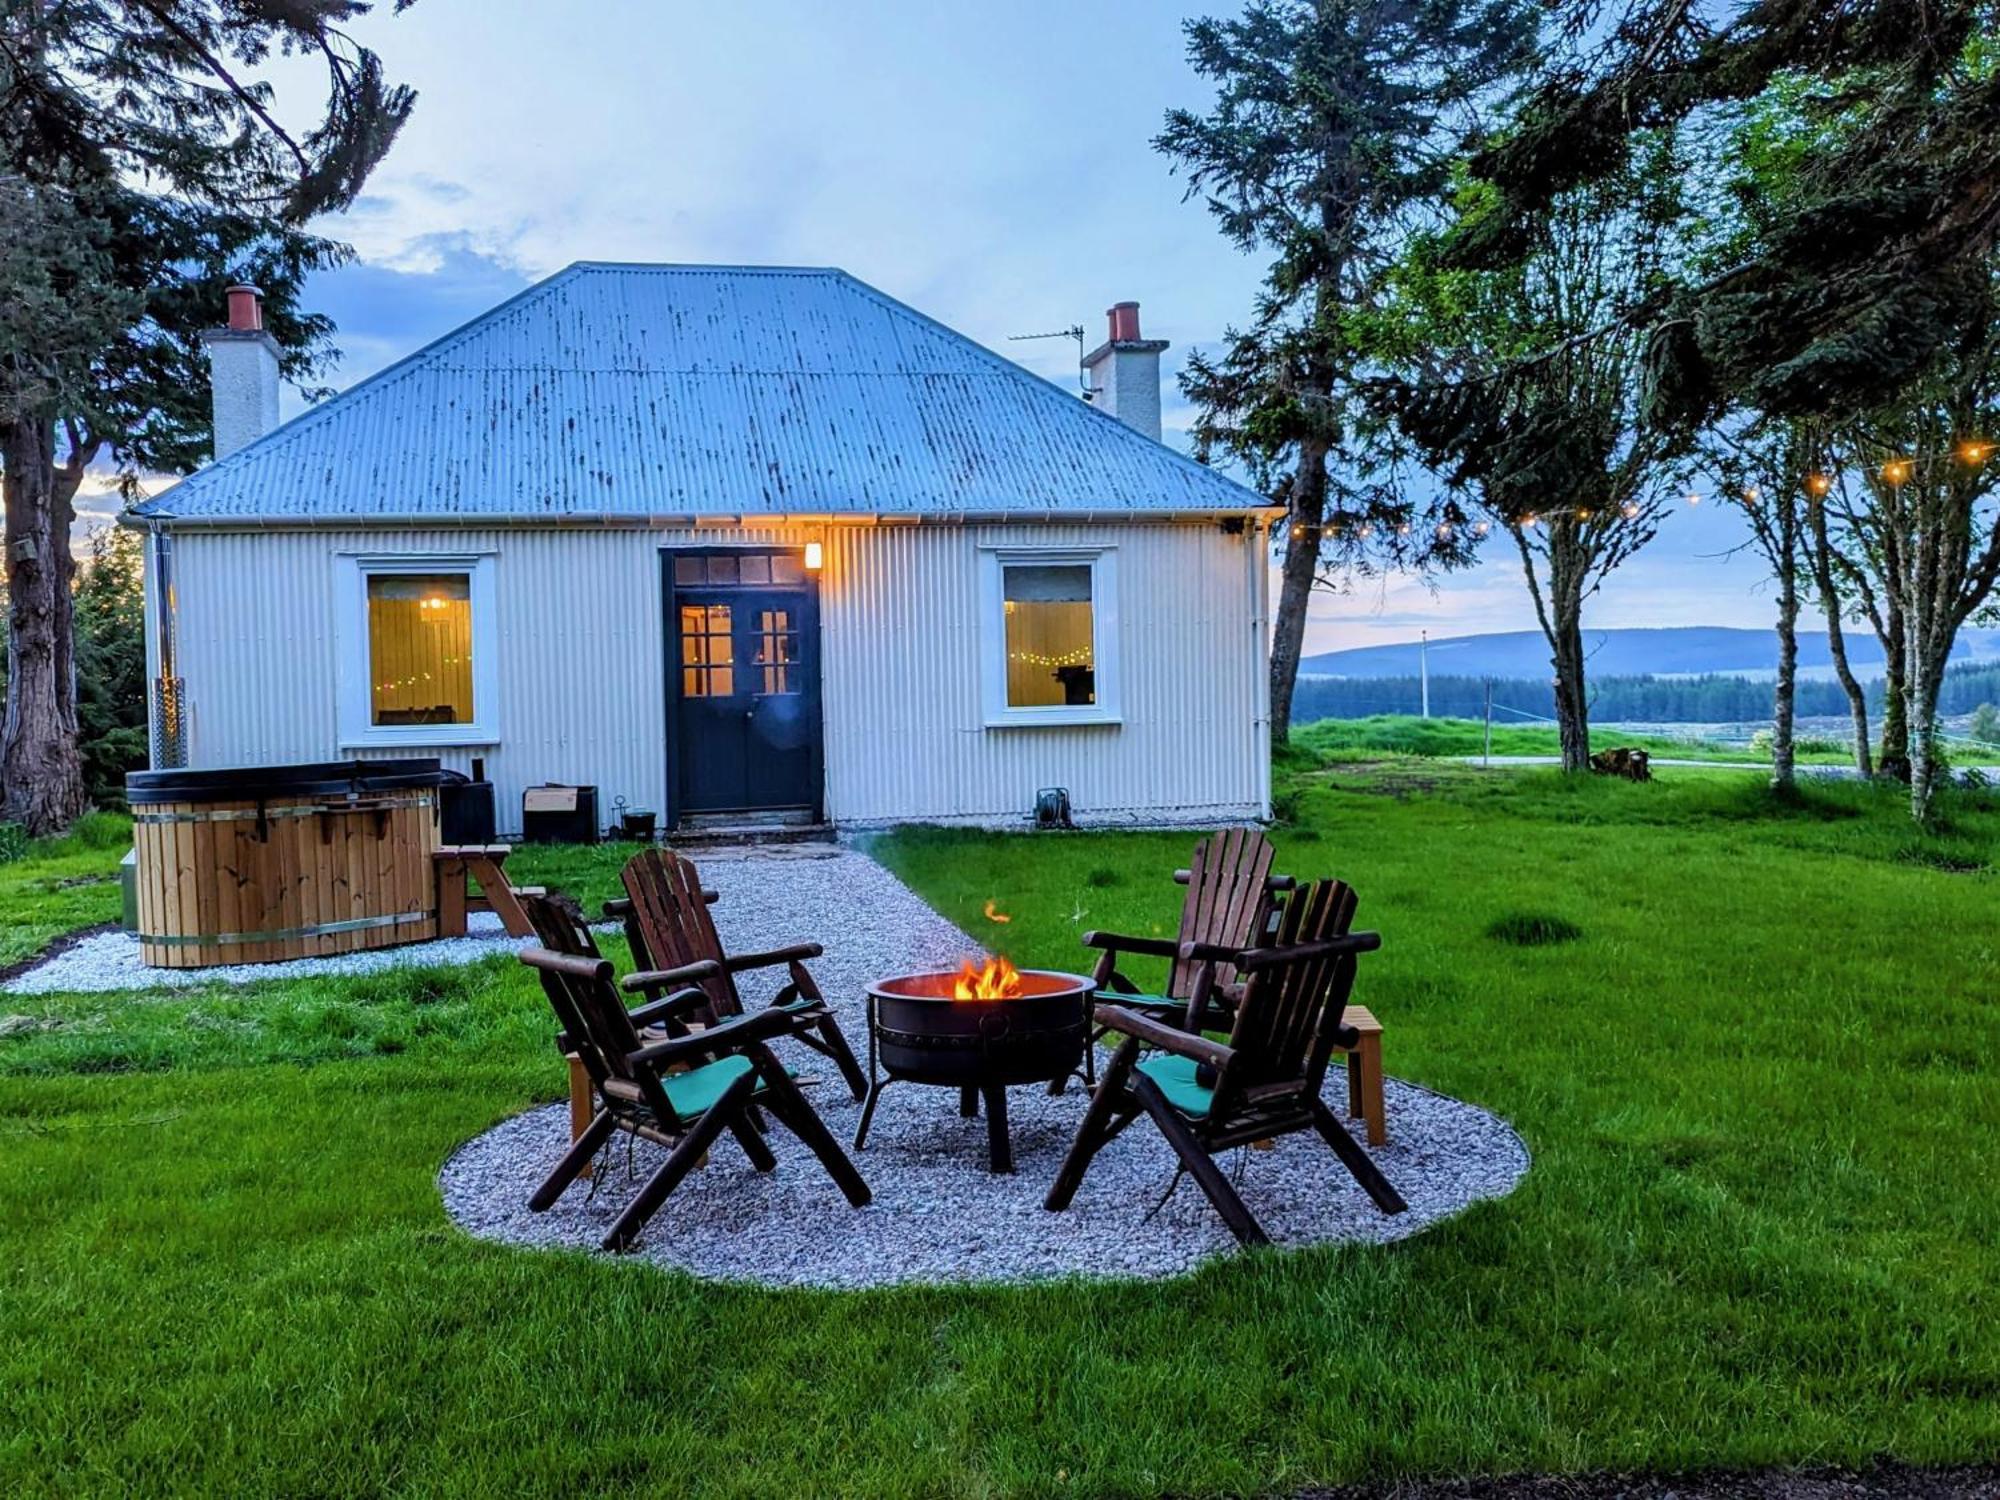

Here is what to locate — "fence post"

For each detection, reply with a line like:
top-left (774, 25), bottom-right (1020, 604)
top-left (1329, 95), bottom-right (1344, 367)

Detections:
top-left (1483, 679), bottom-right (1493, 767)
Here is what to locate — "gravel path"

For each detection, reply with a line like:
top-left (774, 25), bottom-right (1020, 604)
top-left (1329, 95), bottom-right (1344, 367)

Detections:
top-left (4, 911), bottom-right (525, 995)
top-left (440, 847), bottom-right (1531, 1288)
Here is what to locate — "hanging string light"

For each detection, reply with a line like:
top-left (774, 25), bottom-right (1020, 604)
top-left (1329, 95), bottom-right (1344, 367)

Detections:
top-left (1743, 485), bottom-right (1760, 503)
top-left (1805, 473), bottom-right (1832, 496)
top-left (1472, 520), bottom-right (1490, 536)
top-left (1957, 440), bottom-right (1992, 465)
top-left (1684, 491), bottom-right (1701, 507)
top-left (1621, 501), bottom-right (1640, 519)
top-left (1881, 458), bottom-right (1912, 485)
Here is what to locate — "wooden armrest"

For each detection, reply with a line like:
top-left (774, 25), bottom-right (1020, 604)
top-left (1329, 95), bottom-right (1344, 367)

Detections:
top-left (1080, 930), bottom-right (1181, 958)
top-left (721, 942), bottom-right (822, 972)
top-left (603, 897), bottom-right (633, 917)
top-left (519, 948), bottom-right (610, 983)
top-left (627, 987), bottom-right (713, 1027)
top-left (1095, 1004), bottom-right (1233, 1069)
top-left (1171, 869), bottom-right (1293, 891)
top-left (621, 958), bottom-right (724, 992)
top-left (629, 1007), bottom-right (794, 1067)
top-left (1233, 932), bottom-right (1382, 971)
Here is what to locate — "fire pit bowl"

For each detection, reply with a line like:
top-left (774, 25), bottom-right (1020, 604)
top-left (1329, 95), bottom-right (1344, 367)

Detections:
top-left (855, 967), bottom-right (1094, 1174)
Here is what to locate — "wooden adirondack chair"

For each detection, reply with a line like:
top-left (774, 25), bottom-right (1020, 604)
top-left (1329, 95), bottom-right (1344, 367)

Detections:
top-left (1044, 878), bottom-right (1406, 1247)
top-left (1079, 828), bottom-right (1294, 1036)
top-left (519, 943), bottom-right (871, 1252)
top-left (614, 848), bottom-right (869, 1100)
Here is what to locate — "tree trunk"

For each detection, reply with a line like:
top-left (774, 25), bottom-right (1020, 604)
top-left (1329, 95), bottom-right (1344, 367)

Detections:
top-left (1877, 600), bottom-right (1911, 782)
top-left (1771, 559), bottom-right (1798, 790)
top-left (1808, 501), bottom-right (1871, 777)
top-left (2, 413), bottom-right (88, 835)
top-left (1549, 602), bottom-right (1590, 773)
top-left (1906, 641), bottom-right (1949, 823)
top-left (1267, 440), bottom-right (1328, 749)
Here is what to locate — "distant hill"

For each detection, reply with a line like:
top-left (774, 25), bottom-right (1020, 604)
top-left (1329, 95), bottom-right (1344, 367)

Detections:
top-left (1300, 626), bottom-right (2000, 682)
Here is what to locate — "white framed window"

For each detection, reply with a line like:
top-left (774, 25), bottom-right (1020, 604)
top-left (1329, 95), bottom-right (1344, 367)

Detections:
top-left (978, 547), bottom-right (1121, 727)
top-left (336, 553), bottom-right (499, 748)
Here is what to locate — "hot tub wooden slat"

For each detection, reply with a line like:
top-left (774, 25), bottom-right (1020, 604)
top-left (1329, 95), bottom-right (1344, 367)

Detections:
top-left (129, 763), bottom-right (442, 968)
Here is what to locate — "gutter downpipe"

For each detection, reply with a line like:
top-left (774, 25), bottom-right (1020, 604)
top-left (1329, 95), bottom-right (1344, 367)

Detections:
top-left (1249, 515), bottom-right (1273, 822)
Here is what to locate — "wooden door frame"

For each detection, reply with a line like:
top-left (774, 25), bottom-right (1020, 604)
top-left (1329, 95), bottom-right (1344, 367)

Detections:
top-left (660, 546), bottom-right (825, 827)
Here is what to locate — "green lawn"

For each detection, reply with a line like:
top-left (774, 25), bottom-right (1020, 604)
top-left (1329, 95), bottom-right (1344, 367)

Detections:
top-left (2, 766), bottom-right (1997, 1496)
top-left (1295, 713), bottom-right (1860, 764)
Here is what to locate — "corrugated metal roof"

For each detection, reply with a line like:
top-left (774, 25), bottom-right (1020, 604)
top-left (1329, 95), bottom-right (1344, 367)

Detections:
top-left (135, 263), bottom-right (1270, 522)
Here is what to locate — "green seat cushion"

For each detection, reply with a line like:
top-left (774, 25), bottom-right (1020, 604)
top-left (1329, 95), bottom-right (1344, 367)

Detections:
top-left (661, 1054), bottom-right (757, 1120)
top-left (1136, 1053), bottom-right (1214, 1120)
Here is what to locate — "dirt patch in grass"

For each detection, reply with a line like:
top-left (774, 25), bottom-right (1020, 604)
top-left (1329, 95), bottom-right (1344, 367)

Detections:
top-left (1486, 913), bottom-right (1585, 947)
top-left (1303, 1460), bottom-right (2000, 1499)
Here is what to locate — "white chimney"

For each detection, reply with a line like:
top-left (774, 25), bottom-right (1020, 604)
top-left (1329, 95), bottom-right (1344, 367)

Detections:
top-left (1081, 300), bottom-right (1170, 443)
top-left (202, 284), bottom-right (281, 460)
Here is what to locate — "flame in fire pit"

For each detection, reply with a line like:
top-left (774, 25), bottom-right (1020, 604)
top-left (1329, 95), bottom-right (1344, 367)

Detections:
top-left (952, 955), bottom-right (1024, 1000)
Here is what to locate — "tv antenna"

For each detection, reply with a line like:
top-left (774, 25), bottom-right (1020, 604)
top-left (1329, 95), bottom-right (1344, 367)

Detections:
top-left (1008, 324), bottom-right (1099, 397)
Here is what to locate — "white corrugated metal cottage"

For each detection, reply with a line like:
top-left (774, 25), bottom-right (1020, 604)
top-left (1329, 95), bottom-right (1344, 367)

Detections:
top-left (129, 263), bottom-right (1276, 833)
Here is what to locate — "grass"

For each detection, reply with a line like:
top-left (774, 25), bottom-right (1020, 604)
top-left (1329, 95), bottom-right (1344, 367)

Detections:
top-left (1295, 714), bottom-right (1859, 764)
top-left (0, 811), bottom-right (134, 968)
top-left (2, 768), bottom-right (1998, 1495)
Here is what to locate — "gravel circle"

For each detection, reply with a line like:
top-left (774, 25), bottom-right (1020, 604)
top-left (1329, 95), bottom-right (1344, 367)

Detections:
top-left (440, 848), bottom-right (1531, 1288)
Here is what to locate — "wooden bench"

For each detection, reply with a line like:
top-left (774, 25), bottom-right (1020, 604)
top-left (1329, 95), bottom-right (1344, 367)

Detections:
top-left (434, 844), bottom-right (540, 939)
top-left (1337, 1005), bottom-right (1386, 1146)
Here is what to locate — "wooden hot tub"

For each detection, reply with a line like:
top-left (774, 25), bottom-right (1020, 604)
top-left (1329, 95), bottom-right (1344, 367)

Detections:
top-left (128, 760), bottom-right (445, 968)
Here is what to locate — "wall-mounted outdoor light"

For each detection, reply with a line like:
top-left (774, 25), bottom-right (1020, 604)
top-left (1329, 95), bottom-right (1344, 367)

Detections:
top-left (804, 540), bottom-right (824, 571)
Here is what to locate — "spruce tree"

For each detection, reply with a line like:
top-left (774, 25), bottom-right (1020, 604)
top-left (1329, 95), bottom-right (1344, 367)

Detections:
top-left (1158, 0), bottom-right (1538, 746)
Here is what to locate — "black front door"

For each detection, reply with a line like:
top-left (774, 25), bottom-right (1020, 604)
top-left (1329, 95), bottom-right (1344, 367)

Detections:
top-left (667, 550), bottom-right (822, 819)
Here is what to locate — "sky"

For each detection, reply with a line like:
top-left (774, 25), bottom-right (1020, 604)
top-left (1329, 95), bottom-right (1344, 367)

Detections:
top-left (102, 0), bottom-right (1783, 656)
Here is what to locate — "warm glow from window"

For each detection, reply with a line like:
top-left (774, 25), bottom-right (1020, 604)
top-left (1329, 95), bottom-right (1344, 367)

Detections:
top-left (368, 573), bottom-right (473, 725)
top-left (1003, 563), bottom-right (1094, 708)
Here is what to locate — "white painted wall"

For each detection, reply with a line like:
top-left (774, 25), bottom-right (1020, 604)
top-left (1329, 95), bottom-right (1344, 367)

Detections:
top-left (152, 519), bottom-right (1269, 833)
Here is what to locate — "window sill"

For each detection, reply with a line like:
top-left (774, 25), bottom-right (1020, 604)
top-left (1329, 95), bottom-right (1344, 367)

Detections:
top-left (339, 726), bottom-right (500, 751)
top-left (984, 709), bottom-right (1122, 730)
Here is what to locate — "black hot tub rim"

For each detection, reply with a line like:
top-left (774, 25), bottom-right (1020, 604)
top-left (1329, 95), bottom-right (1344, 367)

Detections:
top-left (126, 758), bottom-right (446, 805)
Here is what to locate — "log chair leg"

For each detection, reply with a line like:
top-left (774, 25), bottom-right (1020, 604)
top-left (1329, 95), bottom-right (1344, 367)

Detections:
top-left (814, 1014), bottom-right (870, 1102)
top-left (1309, 1098), bottom-right (1406, 1215)
top-left (1132, 1075), bottom-right (1270, 1248)
top-left (566, 1055), bottom-right (596, 1180)
top-left (754, 1049), bottom-right (872, 1207)
top-left (729, 1114), bottom-right (778, 1172)
top-left (958, 1085), bottom-right (979, 1118)
top-left (529, 1109), bottom-right (615, 1212)
top-left (1357, 1033), bottom-right (1386, 1146)
top-left (1044, 1040), bottom-right (1138, 1212)
top-left (602, 1076), bottom-right (756, 1252)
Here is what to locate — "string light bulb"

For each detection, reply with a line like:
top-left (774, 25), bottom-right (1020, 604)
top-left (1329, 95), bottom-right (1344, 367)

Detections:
top-left (1621, 501), bottom-right (1640, 519)
top-left (1959, 440), bottom-right (1992, 465)
top-left (1685, 491), bottom-right (1701, 507)
top-left (1806, 473), bottom-right (1831, 497)
top-left (1881, 459), bottom-right (1911, 485)
top-left (1743, 485), bottom-right (1760, 503)
top-left (1473, 520), bottom-right (1490, 536)
top-left (1523, 513), bottom-right (1540, 528)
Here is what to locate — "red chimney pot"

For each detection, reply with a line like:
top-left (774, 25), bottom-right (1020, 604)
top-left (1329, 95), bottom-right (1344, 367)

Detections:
top-left (225, 284), bottom-right (264, 332)
top-left (1107, 301), bottom-right (1141, 343)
